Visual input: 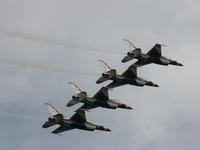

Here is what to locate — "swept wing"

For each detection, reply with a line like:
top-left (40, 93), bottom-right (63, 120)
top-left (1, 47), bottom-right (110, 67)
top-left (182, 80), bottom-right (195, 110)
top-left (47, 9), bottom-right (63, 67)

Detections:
top-left (146, 44), bottom-right (162, 58)
top-left (121, 65), bottom-right (137, 79)
top-left (51, 126), bottom-right (74, 134)
top-left (133, 60), bottom-right (151, 66)
top-left (70, 109), bottom-right (86, 123)
top-left (78, 87), bottom-right (110, 111)
top-left (106, 81), bottom-right (126, 89)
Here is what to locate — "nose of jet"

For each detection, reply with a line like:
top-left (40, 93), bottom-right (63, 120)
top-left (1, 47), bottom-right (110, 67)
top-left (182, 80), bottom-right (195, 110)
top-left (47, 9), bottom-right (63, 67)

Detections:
top-left (105, 128), bottom-right (111, 131)
top-left (154, 84), bottom-right (159, 87)
top-left (178, 63), bottom-right (183, 66)
top-left (127, 106), bottom-right (133, 109)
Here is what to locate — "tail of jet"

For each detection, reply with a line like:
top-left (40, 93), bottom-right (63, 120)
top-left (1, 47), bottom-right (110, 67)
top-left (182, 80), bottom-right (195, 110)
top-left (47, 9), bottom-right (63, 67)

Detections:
top-left (123, 39), bottom-right (137, 52)
top-left (67, 82), bottom-right (87, 107)
top-left (122, 39), bottom-right (141, 63)
top-left (45, 103), bottom-right (60, 116)
top-left (96, 60), bottom-right (116, 84)
top-left (68, 82), bottom-right (82, 94)
top-left (98, 60), bottom-right (111, 73)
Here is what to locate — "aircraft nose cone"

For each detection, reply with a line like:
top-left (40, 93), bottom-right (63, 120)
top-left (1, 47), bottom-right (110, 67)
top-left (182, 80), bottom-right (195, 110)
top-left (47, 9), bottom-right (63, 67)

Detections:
top-left (154, 84), bottom-right (159, 87)
top-left (105, 128), bottom-right (111, 131)
top-left (178, 63), bottom-right (183, 66)
top-left (127, 106), bottom-right (133, 109)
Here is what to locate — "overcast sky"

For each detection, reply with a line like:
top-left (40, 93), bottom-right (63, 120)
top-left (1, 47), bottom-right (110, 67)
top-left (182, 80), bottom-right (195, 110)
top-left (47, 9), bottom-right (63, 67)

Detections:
top-left (0, 0), bottom-right (200, 150)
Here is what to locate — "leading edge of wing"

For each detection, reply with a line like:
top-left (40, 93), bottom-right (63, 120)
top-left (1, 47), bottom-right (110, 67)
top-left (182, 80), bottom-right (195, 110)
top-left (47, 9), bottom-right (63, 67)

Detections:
top-left (133, 60), bottom-right (151, 66)
top-left (93, 87), bottom-right (109, 101)
top-left (78, 103), bottom-right (99, 111)
top-left (51, 126), bottom-right (74, 134)
top-left (106, 81), bottom-right (126, 89)
top-left (146, 44), bottom-right (162, 58)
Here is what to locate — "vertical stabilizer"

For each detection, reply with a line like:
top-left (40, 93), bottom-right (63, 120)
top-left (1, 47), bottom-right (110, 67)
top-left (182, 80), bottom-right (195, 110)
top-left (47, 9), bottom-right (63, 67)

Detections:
top-left (123, 39), bottom-right (136, 51)
top-left (45, 103), bottom-right (60, 116)
top-left (68, 82), bottom-right (82, 95)
top-left (98, 60), bottom-right (111, 73)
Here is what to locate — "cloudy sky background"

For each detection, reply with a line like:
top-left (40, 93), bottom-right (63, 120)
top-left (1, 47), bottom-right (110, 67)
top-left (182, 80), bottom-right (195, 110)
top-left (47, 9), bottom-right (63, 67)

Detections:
top-left (0, 0), bottom-right (200, 149)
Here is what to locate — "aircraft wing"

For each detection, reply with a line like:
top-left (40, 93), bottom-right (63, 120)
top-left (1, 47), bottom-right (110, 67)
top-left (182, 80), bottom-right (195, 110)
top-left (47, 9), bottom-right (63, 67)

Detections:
top-left (78, 103), bottom-right (98, 111)
top-left (121, 65), bottom-right (137, 79)
top-left (70, 109), bottom-right (86, 123)
top-left (93, 87), bottom-right (109, 101)
top-left (146, 44), bottom-right (162, 58)
top-left (133, 60), bottom-right (151, 66)
top-left (51, 126), bottom-right (75, 134)
top-left (106, 81), bottom-right (126, 89)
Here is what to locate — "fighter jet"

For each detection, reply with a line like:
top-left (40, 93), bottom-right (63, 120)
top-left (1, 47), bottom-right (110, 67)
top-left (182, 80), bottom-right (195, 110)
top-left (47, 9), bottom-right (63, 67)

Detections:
top-left (121, 39), bottom-right (183, 66)
top-left (42, 103), bottom-right (111, 134)
top-left (67, 82), bottom-right (132, 110)
top-left (96, 60), bottom-right (159, 89)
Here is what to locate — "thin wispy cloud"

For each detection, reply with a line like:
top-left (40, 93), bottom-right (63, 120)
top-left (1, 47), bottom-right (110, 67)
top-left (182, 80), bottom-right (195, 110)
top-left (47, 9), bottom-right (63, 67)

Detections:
top-left (0, 58), bottom-right (99, 76)
top-left (0, 29), bottom-right (123, 54)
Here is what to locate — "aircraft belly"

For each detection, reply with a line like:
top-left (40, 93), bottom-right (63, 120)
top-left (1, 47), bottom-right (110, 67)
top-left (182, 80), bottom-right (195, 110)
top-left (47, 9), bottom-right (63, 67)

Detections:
top-left (122, 78), bottom-right (143, 86)
top-left (147, 57), bottom-right (168, 65)
top-left (70, 122), bottom-right (90, 131)
top-left (93, 101), bottom-right (116, 109)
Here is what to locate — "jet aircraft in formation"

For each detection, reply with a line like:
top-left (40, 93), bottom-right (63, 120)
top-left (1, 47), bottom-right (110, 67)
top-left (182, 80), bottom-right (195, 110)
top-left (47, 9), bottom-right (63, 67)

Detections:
top-left (122, 39), bottom-right (183, 67)
top-left (43, 39), bottom-right (183, 134)
top-left (42, 103), bottom-right (111, 134)
top-left (96, 60), bottom-right (159, 88)
top-left (66, 82), bottom-right (132, 110)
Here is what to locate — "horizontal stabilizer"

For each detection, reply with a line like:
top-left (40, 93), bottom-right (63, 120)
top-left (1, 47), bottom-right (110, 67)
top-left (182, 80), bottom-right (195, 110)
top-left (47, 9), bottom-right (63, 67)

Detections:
top-left (96, 77), bottom-right (109, 84)
top-left (66, 99), bottom-right (80, 107)
top-left (121, 55), bottom-right (134, 63)
top-left (42, 121), bottom-right (56, 128)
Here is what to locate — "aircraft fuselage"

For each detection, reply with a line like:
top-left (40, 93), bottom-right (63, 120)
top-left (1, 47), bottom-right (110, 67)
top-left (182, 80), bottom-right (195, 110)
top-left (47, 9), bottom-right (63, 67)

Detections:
top-left (135, 54), bottom-right (182, 66)
top-left (56, 118), bottom-right (108, 131)
top-left (110, 76), bottom-right (145, 87)
top-left (82, 97), bottom-right (118, 109)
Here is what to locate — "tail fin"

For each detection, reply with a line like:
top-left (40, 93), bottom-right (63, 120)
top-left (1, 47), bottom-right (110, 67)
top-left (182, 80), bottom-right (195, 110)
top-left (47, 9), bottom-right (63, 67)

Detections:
top-left (98, 60), bottom-right (111, 73)
top-left (68, 82), bottom-right (82, 95)
top-left (45, 103), bottom-right (60, 116)
top-left (123, 39), bottom-right (136, 51)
